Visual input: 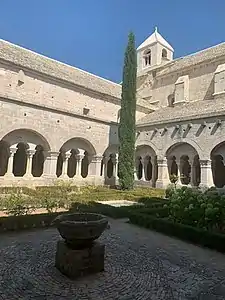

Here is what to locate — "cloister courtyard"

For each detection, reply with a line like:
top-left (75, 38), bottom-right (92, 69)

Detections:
top-left (0, 129), bottom-right (225, 189)
top-left (1, 218), bottom-right (225, 299)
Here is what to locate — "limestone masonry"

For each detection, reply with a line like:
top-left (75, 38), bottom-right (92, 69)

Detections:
top-left (0, 28), bottom-right (225, 188)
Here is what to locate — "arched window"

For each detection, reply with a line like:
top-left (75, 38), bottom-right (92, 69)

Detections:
top-left (162, 49), bottom-right (167, 59)
top-left (144, 50), bottom-right (151, 66)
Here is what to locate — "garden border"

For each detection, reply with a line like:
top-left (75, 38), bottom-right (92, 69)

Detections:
top-left (129, 212), bottom-right (225, 253)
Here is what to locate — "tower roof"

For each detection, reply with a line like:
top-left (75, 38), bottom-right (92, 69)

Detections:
top-left (137, 27), bottom-right (174, 52)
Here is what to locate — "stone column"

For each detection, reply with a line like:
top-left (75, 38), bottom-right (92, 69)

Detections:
top-left (75, 150), bottom-right (85, 177)
top-left (156, 157), bottom-right (170, 188)
top-left (189, 158), bottom-right (195, 187)
top-left (43, 151), bottom-right (59, 178)
top-left (112, 154), bottom-right (118, 178)
top-left (25, 149), bottom-right (36, 177)
top-left (151, 156), bottom-right (157, 187)
top-left (92, 155), bottom-right (103, 176)
top-left (103, 156), bottom-right (109, 179)
top-left (199, 159), bottom-right (214, 187)
top-left (176, 157), bottom-right (182, 186)
top-left (141, 158), bottom-right (146, 181)
top-left (61, 152), bottom-right (71, 178)
top-left (5, 147), bottom-right (17, 177)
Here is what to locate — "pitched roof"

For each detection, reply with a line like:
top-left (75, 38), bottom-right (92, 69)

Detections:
top-left (137, 98), bottom-right (225, 127)
top-left (0, 38), bottom-right (122, 98)
top-left (137, 28), bottom-right (174, 52)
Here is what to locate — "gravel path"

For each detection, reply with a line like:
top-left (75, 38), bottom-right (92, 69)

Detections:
top-left (1, 219), bottom-right (225, 299)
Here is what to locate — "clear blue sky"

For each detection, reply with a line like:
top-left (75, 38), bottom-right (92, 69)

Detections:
top-left (0, 0), bottom-right (225, 83)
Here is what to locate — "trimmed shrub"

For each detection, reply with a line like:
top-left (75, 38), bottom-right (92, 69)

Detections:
top-left (0, 211), bottom-right (63, 232)
top-left (129, 212), bottom-right (225, 253)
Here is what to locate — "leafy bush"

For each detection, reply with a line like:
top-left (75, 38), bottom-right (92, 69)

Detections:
top-left (0, 212), bottom-right (62, 232)
top-left (165, 186), bottom-right (225, 232)
top-left (165, 184), bottom-right (176, 198)
top-left (3, 192), bottom-right (35, 216)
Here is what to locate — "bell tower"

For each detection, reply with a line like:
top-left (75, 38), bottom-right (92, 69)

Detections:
top-left (137, 27), bottom-right (174, 73)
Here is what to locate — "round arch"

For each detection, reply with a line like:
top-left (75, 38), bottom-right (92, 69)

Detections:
top-left (163, 138), bottom-right (203, 158)
top-left (59, 137), bottom-right (96, 155)
top-left (1, 128), bottom-right (51, 151)
top-left (165, 141), bottom-right (200, 186)
top-left (210, 140), bottom-right (225, 188)
top-left (135, 144), bottom-right (157, 184)
top-left (209, 137), bottom-right (225, 157)
top-left (135, 140), bottom-right (159, 155)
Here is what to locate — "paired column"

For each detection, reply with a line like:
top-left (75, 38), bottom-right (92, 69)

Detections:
top-left (112, 154), bottom-right (118, 178)
top-left (75, 150), bottom-right (85, 177)
top-left (61, 152), bottom-right (71, 178)
top-left (5, 147), bottom-right (17, 177)
top-left (25, 149), bottom-right (36, 177)
top-left (141, 158), bottom-right (146, 181)
top-left (176, 158), bottom-right (182, 185)
top-left (199, 159), bottom-right (214, 187)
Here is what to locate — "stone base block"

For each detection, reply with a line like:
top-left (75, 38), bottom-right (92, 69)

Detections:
top-left (55, 240), bottom-right (105, 279)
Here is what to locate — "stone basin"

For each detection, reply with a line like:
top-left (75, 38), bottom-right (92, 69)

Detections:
top-left (53, 213), bottom-right (108, 249)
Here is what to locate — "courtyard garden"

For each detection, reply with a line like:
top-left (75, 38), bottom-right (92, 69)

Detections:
top-left (1, 182), bottom-right (225, 253)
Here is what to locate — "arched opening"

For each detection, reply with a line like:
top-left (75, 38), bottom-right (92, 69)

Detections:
top-left (0, 141), bottom-right (9, 176)
top-left (57, 137), bottom-right (96, 178)
top-left (135, 145), bottom-right (157, 185)
top-left (211, 142), bottom-right (225, 188)
top-left (144, 49), bottom-right (151, 66)
top-left (145, 156), bottom-right (152, 181)
top-left (169, 156), bottom-right (178, 177)
top-left (56, 151), bottom-right (63, 177)
top-left (102, 145), bottom-right (118, 182)
top-left (180, 155), bottom-right (191, 185)
top-left (136, 156), bottom-right (143, 180)
top-left (162, 48), bottom-right (167, 59)
top-left (107, 154), bottom-right (114, 179)
top-left (0, 128), bottom-right (51, 178)
top-left (13, 143), bottom-right (28, 177)
top-left (193, 155), bottom-right (201, 187)
top-left (166, 142), bottom-right (199, 186)
top-left (81, 151), bottom-right (89, 178)
top-left (32, 145), bottom-right (44, 177)
top-left (67, 149), bottom-right (77, 178)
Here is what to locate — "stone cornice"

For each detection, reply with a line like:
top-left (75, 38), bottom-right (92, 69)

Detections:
top-left (136, 110), bottom-right (225, 129)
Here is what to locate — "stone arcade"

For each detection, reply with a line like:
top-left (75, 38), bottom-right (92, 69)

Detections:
top-left (1, 28), bottom-right (225, 188)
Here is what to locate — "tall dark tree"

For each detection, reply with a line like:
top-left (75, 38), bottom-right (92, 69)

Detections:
top-left (118, 32), bottom-right (137, 190)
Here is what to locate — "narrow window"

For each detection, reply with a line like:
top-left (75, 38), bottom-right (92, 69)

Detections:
top-left (144, 50), bottom-right (151, 67)
top-left (162, 49), bottom-right (167, 59)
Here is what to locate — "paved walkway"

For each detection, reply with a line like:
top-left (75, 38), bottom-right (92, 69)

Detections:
top-left (1, 219), bottom-right (225, 299)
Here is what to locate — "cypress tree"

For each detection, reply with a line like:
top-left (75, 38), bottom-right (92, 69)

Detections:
top-left (118, 32), bottom-right (137, 190)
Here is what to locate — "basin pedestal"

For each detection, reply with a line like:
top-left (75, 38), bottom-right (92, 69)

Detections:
top-left (55, 240), bottom-right (105, 278)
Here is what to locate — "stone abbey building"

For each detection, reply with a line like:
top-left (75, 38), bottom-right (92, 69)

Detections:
top-left (0, 28), bottom-right (225, 188)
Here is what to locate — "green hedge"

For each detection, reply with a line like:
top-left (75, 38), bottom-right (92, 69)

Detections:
top-left (70, 202), bottom-right (132, 219)
top-left (129, 213), bottom-right (225, 253)
top-left (0, 211), bottom-right (64, 233)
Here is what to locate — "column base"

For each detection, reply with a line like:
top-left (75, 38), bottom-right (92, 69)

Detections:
top-left (156, 180), bottom-right (170, 189)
